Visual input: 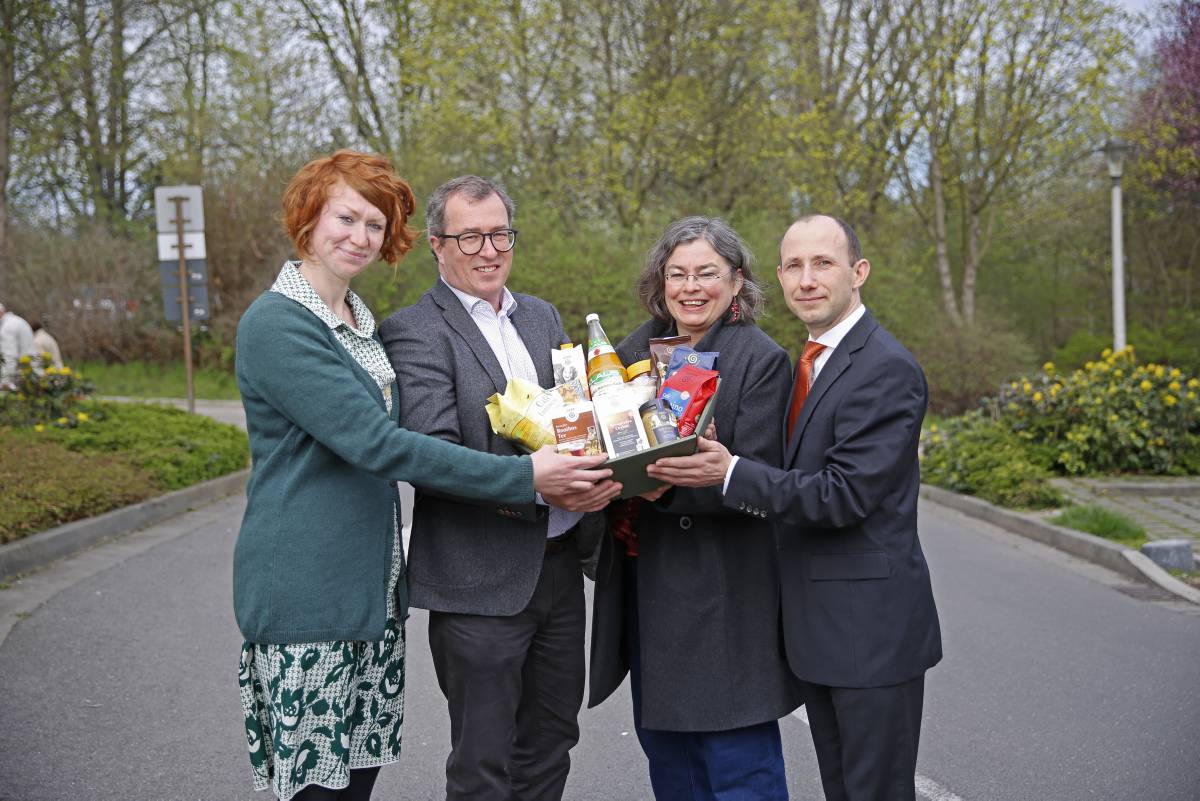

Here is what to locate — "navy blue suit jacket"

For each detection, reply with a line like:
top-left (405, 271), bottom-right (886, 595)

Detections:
top-left (724, 308), bottom-right (942, 688)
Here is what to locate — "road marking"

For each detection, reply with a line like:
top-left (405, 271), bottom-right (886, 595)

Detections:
top-left (789, 708), bottom-right (966, 801)
top-left (915, 775), bottom-right (967, 801)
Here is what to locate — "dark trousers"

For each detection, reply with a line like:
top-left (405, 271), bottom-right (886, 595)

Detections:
top-left (427, 545), bottom-right (586, 801)
top-left (798, 676), bottom-right (925, 801)
top-left (626, 558), bottom-right (789, 801)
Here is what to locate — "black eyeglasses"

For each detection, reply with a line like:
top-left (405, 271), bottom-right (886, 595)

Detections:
top-left (438, 228), bottom-right (518, 255)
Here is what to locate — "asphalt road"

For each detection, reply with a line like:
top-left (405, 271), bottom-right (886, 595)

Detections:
top-left (1, 495), bottom-right (1197, 800)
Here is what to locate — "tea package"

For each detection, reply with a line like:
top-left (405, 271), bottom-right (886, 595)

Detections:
top-left (551, 402), bottom-right (605, 456)
top-left (660, 365), bottom-right (719, 436)
top-left (552, 344), bottom-right (590, 403)
top-left (485, 377), bottom-right (564, 451)
top-left (592, 385), bottom-right (652, 458)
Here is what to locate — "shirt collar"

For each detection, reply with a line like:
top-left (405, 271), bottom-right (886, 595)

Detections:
top-left (811, 303), bottom-right (866, 350)
top-left (440, 275), bottom-right (517, 318)
top-left (272, 261), bottom-right (376, 338)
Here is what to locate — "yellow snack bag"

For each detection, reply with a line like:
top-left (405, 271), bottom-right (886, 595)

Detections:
top-left (485, 377), bottom-right (564, 451)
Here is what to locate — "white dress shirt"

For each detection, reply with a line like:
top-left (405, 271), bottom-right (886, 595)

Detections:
top-left (722, 303), bottom-right (867, 494)
top-left (441, 277), bottom-right (582, 537)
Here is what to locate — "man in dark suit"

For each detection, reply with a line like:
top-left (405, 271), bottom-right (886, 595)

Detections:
top-left (648, 214), bottom-right (942, 801)
top-left (379, 176), bottom-right (619, 801)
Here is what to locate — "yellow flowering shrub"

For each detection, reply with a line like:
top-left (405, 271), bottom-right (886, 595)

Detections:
top-left (996, 347), bottom-right (1200, 475)
top-left (921, 347), bottom-right (1200, 507)
top-left (0, 352), bottom-right (96, 428)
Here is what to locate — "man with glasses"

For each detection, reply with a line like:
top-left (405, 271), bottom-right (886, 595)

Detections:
top-left (380, 175), bottom-right (619, 801)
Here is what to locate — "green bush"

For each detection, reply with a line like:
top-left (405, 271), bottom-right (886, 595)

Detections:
top-left (0, 428), bottom-right (157, 543)
top-left (921, 414), bottom-right (1063, 509)
top-left (997, 347), bottom-right (1200, 475)
top-left (1049, 504), bottom-right (1146, 547)
top-left (36, 402), bottom-right (249, 490)
top-left (907, 319), bottom-right (1038, 416)
top-left (922, 346), bottom-right (1200, 510)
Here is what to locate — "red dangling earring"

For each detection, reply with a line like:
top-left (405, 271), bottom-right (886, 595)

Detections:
top-left (728, 297), bottom-right (741, 323)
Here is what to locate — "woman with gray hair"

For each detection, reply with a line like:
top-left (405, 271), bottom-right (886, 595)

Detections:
top-left (588, 217), bottom-right (802, 798)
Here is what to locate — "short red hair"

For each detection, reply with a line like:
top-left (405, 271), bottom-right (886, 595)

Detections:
top-left (281, 149), bottom-right (418, 265)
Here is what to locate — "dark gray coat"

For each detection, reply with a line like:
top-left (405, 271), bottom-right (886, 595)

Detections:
top-left (588, 315), bottom-right (804, 731)
top-left (379, 280), bottom-right (568, 616)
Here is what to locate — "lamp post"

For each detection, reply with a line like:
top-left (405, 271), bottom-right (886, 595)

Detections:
top-left (1100, 138), bottom-right (1132, 353)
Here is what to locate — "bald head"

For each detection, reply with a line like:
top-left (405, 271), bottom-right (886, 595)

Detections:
top-left (790, 214), bottom-right (862, 267)
top-left (776, 214), bottom-right (871, 338)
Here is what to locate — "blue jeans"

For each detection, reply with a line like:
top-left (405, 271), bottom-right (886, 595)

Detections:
top-left (626, 557), bottom-right (789, 801)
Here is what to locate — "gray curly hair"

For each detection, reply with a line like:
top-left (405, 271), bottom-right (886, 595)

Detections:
top-left (636, 216), bottom-right (764, 323)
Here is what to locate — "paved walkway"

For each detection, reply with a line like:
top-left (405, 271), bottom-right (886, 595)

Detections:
top-left (3, 493), bottom-right (1198, 799)
top-left (1050, 477), bottom-right (1200, 542)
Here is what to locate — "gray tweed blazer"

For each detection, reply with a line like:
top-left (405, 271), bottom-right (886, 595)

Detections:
top-left (379, 279), bottom-right (571, 616)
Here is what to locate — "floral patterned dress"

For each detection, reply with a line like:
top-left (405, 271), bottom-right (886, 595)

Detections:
top-left (238, 262), bottom-right (407, 800)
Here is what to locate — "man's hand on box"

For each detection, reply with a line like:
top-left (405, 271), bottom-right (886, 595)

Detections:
top-left (531, 446), bottom-right (618, 501)
top-left (645, 436), bottom-right (730, 488)
top-left (542, 479), bottom-right (623, 512)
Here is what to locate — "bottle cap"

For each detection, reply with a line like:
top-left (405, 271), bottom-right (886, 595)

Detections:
top-left (627, 359), bottom-right (652, 379)
top-left (585, 313), bottom-right (599, 323)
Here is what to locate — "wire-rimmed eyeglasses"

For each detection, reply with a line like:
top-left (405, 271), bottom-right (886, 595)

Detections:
top-left (664, 270), bottom-right (730, 287)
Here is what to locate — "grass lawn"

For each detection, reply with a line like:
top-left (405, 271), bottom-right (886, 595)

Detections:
top-left (0, 401), bottom-right (248, 544)
top-left (77, 360), bottom-right (240, 400)
top-left (1049, 503), bottom-right (1147, 549)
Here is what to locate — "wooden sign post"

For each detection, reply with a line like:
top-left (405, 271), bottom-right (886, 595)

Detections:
top-left (153, 186), bottom-right (206, 414)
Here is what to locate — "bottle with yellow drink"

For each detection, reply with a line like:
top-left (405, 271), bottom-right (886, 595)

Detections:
top-left (585, 313), bottom-right (627, 394)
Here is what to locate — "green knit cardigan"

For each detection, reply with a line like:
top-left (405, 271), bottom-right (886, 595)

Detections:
top-left (233, 291), bottom-right (534, 643)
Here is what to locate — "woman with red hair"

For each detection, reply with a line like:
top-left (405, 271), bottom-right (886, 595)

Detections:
top-left (233, 150), bottom-right (610, 800)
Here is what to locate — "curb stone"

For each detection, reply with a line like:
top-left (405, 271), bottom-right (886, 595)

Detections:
top-left (920, 483), bottom-right (1200, 606)
top-left (0, 469), bottom-right (249, 582)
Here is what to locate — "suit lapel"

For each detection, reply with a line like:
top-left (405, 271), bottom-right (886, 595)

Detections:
top-left (431, 280), bottom-right (510, 393)
top-left (785, 310), bottom-right (879, 464)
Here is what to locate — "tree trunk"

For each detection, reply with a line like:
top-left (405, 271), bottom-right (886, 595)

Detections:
top-left (962, 206), bottom-right (981, 326)
top-left (108, 0), bottom-right (127, 217)
top-left (0, 0), bottom-right (12, 301)
top-left (930, 155), bottom-right (962, 325)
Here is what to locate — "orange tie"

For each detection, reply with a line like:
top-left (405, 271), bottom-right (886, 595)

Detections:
top-left (787, 341), bottom-right (827, 440)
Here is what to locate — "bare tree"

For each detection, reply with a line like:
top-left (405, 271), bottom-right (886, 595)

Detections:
top-left (779, 0), bottom-right (927, 230)
top-left (896, 0), bottom-right (1127, 325)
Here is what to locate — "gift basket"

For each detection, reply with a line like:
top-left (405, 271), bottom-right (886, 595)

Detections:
top-left (485, 313), bottom-right (719, 498)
